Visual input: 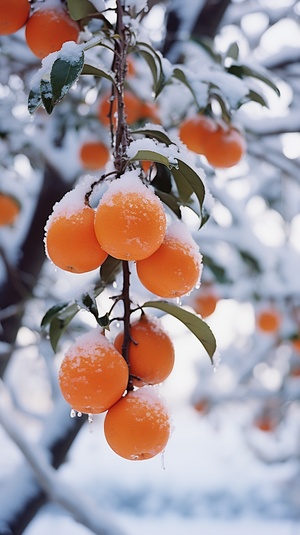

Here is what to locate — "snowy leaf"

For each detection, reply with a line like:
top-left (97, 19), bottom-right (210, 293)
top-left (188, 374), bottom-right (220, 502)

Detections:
top-left (40, 79), bottom-right (54, 115)
top-left (155, 190), bottom-right (181, 218)
top-left (172, 67), bottom-right (208, 112)
top-left (81, 292), bottom-right (98, 320)
top-left (82, 64), bottom-right (115, 83)
top-left (142, 301), bottom-right (216, 362)
top-left (247, 89), bottom-right (269, 108)
top-left (100, 255), bottom-right (122, 285)
top-left (28, 88), bottom-right (42, 114)
top-left (131, 128), bottom-right (174, 146)
top-left (67, 0), bottom-right (97, 20)
top-left (227, 64), bottom-right (280, 96)
top-left (51, 53), bottom-right (84, 104)
top-left (135, 41), bottom-right (166, 97)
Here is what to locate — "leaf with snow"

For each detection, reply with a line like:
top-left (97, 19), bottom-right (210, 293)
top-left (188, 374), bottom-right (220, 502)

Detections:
top-left (172, 67), bottom-right (209, 111)
top-left (82, 64), bottom-right (115, 83)
top-left (40, 79), bottom-right (54, 115)
top-left (131, 128), bottom-right (174, 147)
top-left (134, 41), bottom-right (166, 97)
top-left (227, 63), bottom-right (280, 96)
top-left (130, 149), bottom-right (178, 169)
top-left (142, 301), bottom-right (216, 362)
top-left (28, 88), bottom-right (42, 114)
top-left (51, 52), bottom-right (84, 105)
top-left (172, 159), bottom-right (206, 226)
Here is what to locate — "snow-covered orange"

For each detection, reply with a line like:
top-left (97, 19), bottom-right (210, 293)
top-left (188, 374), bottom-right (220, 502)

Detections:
top-left (136, 221), bottom-right (202, 298)
top-left (59, 330), bottom-right (129, 414)
top-left (94, 171), bottom-right (167, 261)
top-left (104, 387), bottom-right (171, 460)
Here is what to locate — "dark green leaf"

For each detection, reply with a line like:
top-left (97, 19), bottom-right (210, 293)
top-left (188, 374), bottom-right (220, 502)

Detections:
top-left (82, 64), bottom-right (115, 83)
top-left (247, 89), bottom-right (269, 108)
top-left (202, 254), bottom-right (229, 283)
top-left (172, 159), bottom-right (206, 221)
top-left (41, 301), bottom-right (80, 352)
top-left (135, 41), bottom-right (166, 97)
top-left (172, 67), bottom-right (202, 110)
top-left (51, 53), bottom-right (84, 104)
top-left (155, 190), bottom-right (181, 218)
top-left (28, 88), bottom-right (42, 114)
top-left (100, 255), bottom-right (122, 285)
top-left (151, 163), bottom-right (172, 193)
top-left (40, 79), bottom-right (54, 115)
top-left (142, 301), bottom-right (216, 362)
top-left (98, 313), bottom-right (110, 330)
top-left (67, 0), bottom-right (97, 20)
top-left (81, 292), bottom-right (98, 320)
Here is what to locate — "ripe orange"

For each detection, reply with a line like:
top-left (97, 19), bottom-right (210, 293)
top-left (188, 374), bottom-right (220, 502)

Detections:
top-left (193, 288), bottom-right (218, 318)
top-left (104, 387), bottom-right (171, 460)
top-left (254, 415), bottom-right (275, 433)
top-left (25, 7), bottom-right (79, 59)
top-left (79, 141), bottom-right (110, 170)
top-left (0, 0), bottom-right (30, 35)
top-left (45, 189), bottom-right (108, 273)
top-left (98, 90), bottom-right (159, 126)
top-left (136, 221), bottom-right (202, 298)
top-left (94, 171), bottom-right (167, 261)
top-left (0, 193), bottom-right (20, 226)
top-left (114, 314), bottom-right (175, 386)
top-left (179, 114), bottom-right (216, 154)
top-left (256, 308), bottom-right (281, 334)
top-left (203, 125), bottom-right (246, 168)
top-left (59, 330), bottom-right (129, 414)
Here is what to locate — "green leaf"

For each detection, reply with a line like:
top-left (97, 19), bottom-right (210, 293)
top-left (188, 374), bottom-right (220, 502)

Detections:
top-left (172, 159), bottom-right (205, 222)
top-left (40, 79), bottom-right (54, 115)
top-left (28, 88), bottom-right (42, 114)
top-left (41, 302), bottom-right (80, 352)
top-left (151, 163), bottom-right (172, 193)
top-left (81, 292), bottom-right (98, 320)
top-left (130, 149), bottom-right (177, 169)
top-left (100, 255), bottom-right (122, 285)
top-left (246, 89), bottom-right (269, 108)
top-left (51, 53), bottom-right (84, 104)
top-left (134, 41), bottom-right (165, 97)
top-left (155, 190), bottom-right (181, 218)
top-left (98, 313), bottom-right (110, 330)
top-left (131, 128), bottom-right (174, 146)
top-left (172, 67), bottom-right (204, 111)
top-left (142, 301), bottom-right (216, 362)
top-left (82, 64), bottom-right (115, 83)
top-left (67, 0), bottom-right (97, 20)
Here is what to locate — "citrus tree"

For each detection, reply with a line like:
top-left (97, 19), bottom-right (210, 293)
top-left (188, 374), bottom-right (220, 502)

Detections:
top-left (0, 0), bottom-right (299, 532)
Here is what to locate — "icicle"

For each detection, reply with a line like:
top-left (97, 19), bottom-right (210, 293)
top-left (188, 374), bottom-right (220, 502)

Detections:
top-left (70, 408), bottom-right (76, 418)
top-left (160, 450), bottom-right (166, 471)
top-left (88, 413), bottom-right (94, 433)
top-left (77, 411), bottom-right (82, 417)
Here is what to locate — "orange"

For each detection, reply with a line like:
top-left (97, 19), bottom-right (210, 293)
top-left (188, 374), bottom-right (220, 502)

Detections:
top-left (291, 337), bottom-right (300, 353)
top-left (94, 171), bottom-right (167, 261)
top-left (0, 193), bottom-right (20, 226)
top-left (104, 387), bottom-right (171, 460)
top-left (136, 221), bottom-right (202, 298)
top-left (254, 415), bottom-right (275, 433)
top-left (45, 190), bottom-right (108, 273)
top-left (59, 330), bottom-right (129, 414)
top-left (114, 314), bottom-right (175, 386)
top-left (79, 141), bottom-right (110, 170)
top-left (203, 125), bottom-right (246, 168)
top-left (0, 0), bottom-right (30, 35)
top-left (25, 7), bottom-right (79, 59)
top-left (256, 308), bottom-right (281, 334)
top-left (193, 288), bottom-right (218, 318)
top-left (97, 90), bottom-right (159, 126)
top-left (179, 114), bottom-right (216, 154)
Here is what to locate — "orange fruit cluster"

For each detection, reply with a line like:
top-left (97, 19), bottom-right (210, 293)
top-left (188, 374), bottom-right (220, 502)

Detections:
top-left (0, 193), bottom-right (20, 227)
top-left (45, 171), bottom-right (202, 300)
top-left (59, 323), bottom-right (172, 460)
top-left (179, 114), bottom-right (246, 168)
